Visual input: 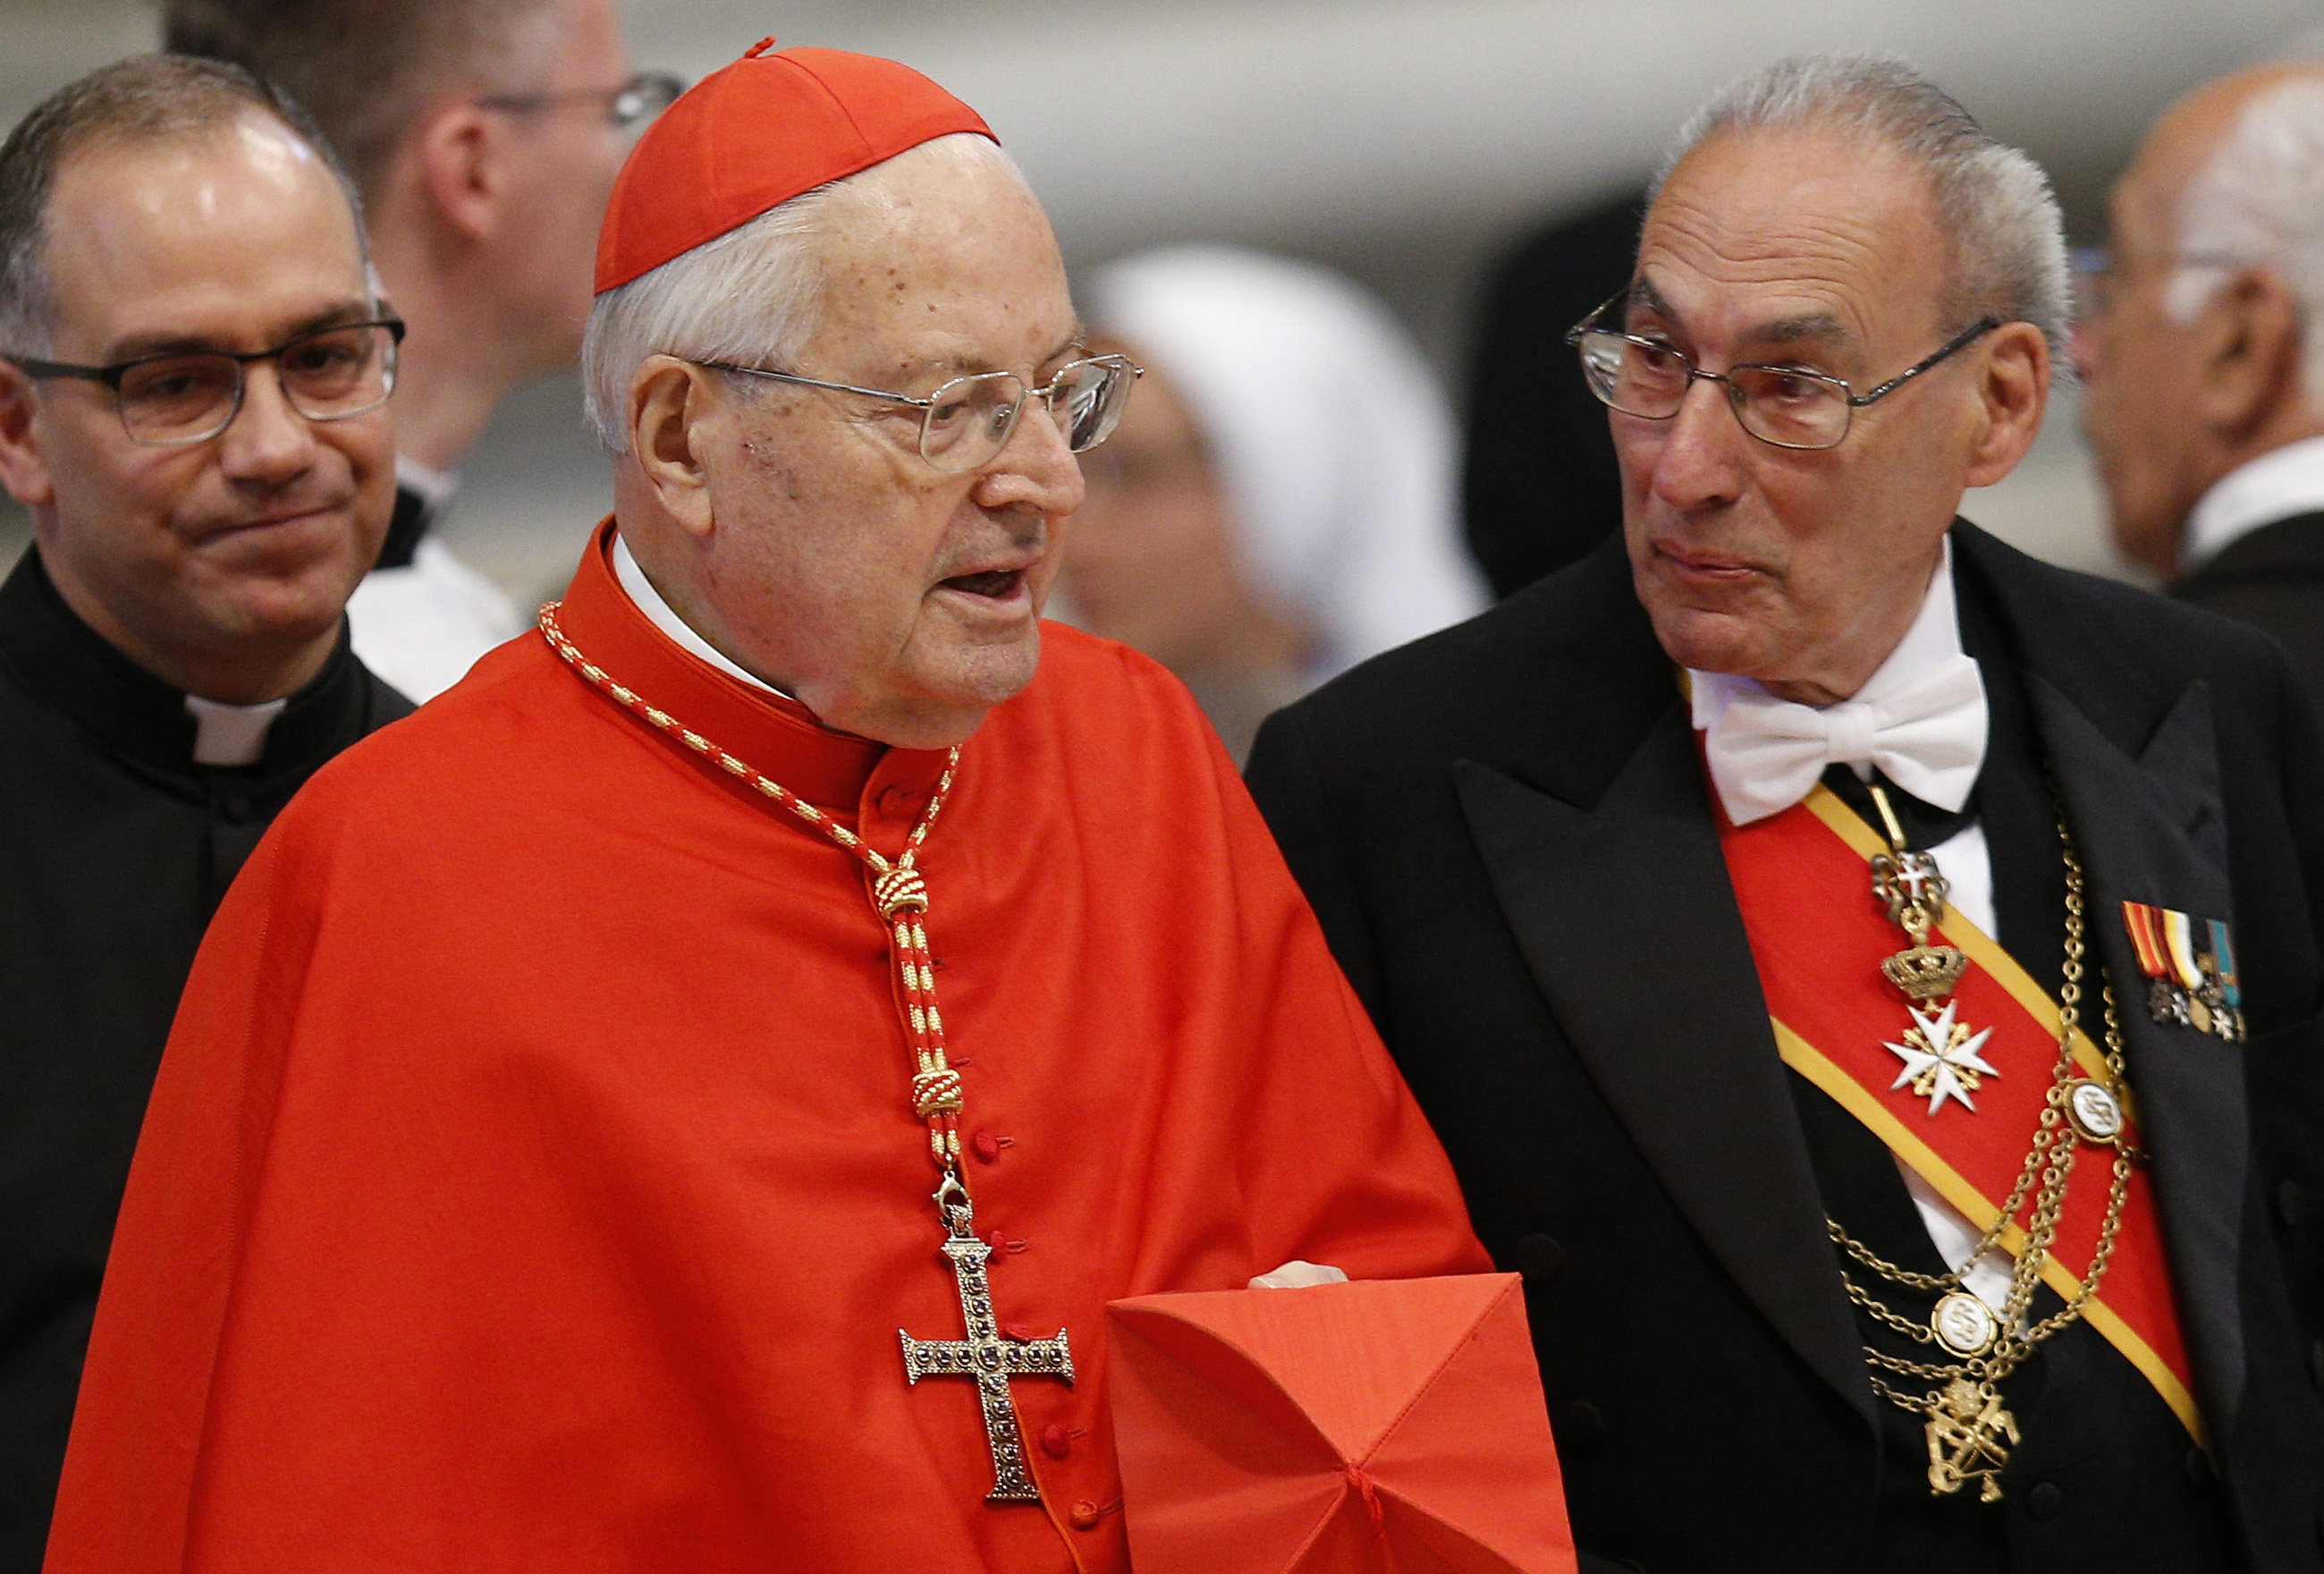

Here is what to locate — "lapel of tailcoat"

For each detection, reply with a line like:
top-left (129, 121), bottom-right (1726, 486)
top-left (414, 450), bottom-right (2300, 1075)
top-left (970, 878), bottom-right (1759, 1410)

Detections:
top-left (1960, 525), bottom-right (2250, 1443)
top-left (1453, 542), bottom-right (1877, 1429)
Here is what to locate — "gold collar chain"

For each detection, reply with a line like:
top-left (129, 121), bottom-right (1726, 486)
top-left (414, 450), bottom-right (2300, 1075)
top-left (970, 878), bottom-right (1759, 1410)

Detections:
top-left (1830, 784), bottom-right (2140, 1501)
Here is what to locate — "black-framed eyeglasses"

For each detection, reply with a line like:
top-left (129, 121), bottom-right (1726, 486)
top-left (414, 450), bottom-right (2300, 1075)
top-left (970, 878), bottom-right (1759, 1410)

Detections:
top-left (478, 71), bottom-right (685, 133)
top-left (1566, 290), bottom-right (1999, 451)
top-left (9, 317), bottom-right (405, 447)
top-left (699, 353), bottom-right (1144, 473)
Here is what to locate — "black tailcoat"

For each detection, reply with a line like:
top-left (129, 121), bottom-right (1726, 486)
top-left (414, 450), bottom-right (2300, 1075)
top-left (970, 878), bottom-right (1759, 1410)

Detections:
top-left (0, 550), bottom-right (411, 1571)
top-left (2176, 511), bottom-right (2324, 738)
top-left (1247, 523), bottom-right (2324, 1572)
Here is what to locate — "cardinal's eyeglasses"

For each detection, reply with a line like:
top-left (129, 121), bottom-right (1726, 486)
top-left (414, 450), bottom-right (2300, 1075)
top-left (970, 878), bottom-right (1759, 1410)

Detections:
top-left (701, 353), bottom-right (1143, 473)
top-left (1567, 291), bottom-right (1999, 451)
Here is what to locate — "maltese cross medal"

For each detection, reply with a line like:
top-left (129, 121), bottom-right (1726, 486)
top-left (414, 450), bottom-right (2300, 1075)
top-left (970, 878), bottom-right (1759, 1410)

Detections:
top-left (1886, 999), bottom-right (1999, 1116)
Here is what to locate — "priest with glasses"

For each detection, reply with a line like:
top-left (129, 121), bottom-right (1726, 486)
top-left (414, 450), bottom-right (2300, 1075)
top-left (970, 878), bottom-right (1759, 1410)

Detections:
top-left (45, 43), bottom-right (1487, 1574)
top-left (1250, 53), bottom-right (2324, 1573)
top-left (0, 55), bottom-right (413, 1570)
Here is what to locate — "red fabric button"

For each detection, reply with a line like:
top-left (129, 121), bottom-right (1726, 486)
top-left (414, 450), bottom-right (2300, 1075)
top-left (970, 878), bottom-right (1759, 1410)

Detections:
top-left (985, 1230), bottom-right (1010, 1257)
top-left (1003, 1321), bottom-right (1040, 1343)
top-left (971, 1130), bottom-right (1001, 1163)
top-left (876, 785), bottom-right (913, 815)
top-left (1069, 1501), bottom-right (1103, 1530)
top-left (1041, 1423), bottom-right (1072, 1460)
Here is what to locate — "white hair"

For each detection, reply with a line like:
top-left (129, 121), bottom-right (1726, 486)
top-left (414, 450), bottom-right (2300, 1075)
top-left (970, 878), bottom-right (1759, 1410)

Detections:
top-left (581, 131), bottom-right (1018, 453)
top-left (1654, 53), bottom-right (2073, 362)
top-left (2167, 75), bottom-right (2324, 407)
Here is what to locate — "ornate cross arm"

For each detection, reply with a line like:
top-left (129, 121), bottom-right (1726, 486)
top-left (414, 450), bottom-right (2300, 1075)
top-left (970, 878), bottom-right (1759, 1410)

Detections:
top-left (900, 1178), bottom-right (1075, 1502)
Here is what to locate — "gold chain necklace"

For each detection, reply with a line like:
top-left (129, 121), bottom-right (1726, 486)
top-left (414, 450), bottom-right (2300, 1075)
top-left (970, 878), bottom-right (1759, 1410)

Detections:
top-left (540, 603), bottom-right (1075, 1503)
top-left (1830, 785), bottom-right (2140, 1502)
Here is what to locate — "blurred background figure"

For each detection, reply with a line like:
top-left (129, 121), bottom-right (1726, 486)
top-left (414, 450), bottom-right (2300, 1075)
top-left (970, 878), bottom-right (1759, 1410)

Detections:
top-left (1067, 246), bottom-right (1488, 761)
top-left (162, 0), bottom-right (674, 699)
top-left (2078, 62), bottom-right (2324, 716)
top-left (1459, 192), bottom-right (1643, 599)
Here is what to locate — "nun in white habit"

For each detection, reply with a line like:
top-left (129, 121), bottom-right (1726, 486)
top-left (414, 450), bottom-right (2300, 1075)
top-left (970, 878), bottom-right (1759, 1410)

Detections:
top-left (1065, 244), bottom-right (1490, 762)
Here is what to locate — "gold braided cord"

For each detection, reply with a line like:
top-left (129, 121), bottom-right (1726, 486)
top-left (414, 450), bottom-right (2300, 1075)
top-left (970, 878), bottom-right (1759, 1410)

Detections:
top-left (538, 603), bottom-right (969, 1172)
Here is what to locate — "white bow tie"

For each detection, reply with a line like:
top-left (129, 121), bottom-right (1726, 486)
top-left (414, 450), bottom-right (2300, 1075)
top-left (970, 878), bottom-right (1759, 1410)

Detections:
top-left (1699, 655), bottom-right (1989, 827)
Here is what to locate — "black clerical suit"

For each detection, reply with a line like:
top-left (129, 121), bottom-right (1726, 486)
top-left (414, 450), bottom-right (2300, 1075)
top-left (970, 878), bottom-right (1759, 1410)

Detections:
top-left (0, 549), bottom-right (411, 1570)
top-left (1247, 522), bottom-right (2324, 1573)
top-left (2176, 511), bottom-right (2324, 736)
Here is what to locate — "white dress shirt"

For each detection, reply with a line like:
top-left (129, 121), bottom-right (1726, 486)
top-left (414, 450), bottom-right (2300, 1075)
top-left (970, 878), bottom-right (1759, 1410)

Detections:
top-left (2182, 433), bottom-right (2324, 572)
top-left (1694, 541), bottom-right (2016, 1313)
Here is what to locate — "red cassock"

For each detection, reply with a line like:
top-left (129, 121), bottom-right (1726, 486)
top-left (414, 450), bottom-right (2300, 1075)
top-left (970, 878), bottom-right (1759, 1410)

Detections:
top-left (44, 524), bottom-right (1489, 1574)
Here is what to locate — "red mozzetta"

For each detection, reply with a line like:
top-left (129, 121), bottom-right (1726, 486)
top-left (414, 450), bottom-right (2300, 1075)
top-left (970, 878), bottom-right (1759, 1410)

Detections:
top-left (44, 522), bottom-right (1488, 1573)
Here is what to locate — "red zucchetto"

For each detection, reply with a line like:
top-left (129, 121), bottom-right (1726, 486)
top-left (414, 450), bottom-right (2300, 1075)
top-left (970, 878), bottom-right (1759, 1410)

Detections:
top-left (593, 39), bottom-right (997, 294)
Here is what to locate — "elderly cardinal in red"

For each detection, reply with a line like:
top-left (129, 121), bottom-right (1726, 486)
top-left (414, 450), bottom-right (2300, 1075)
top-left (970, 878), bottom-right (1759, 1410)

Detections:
top-left (43, 43), bottom-right (1488, 1574)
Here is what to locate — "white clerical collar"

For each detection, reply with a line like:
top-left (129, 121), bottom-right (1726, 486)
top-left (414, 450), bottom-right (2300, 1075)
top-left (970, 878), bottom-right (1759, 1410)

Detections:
top-left (2182, 434), bottom-right (2324, 572)
top-left (184, 693), bottom-right (288, 767)
top-left (1688, 534), bottom-right (1974, 756)
top-left (610, 532), bottom-right (790, 698)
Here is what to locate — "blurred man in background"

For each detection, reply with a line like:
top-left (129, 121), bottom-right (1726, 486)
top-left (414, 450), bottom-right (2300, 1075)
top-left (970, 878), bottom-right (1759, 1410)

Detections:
top-left (2080, 63), bottom-right (2324, 717)
top-left (0, 55), bottom-right (410, 1570)
top-left (164, 0), bottom-right (675, 699)
top-left (1067, 244), bottom-right (1486, 762)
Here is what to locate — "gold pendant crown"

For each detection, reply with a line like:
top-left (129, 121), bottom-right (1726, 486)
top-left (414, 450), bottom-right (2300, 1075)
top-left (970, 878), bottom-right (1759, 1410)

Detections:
top-left (1882, 943), bottom-right (1969, 1002)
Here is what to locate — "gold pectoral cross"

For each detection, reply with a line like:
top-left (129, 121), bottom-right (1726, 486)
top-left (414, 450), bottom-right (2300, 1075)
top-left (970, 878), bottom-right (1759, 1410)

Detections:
top-left (900, 1177), bottom-right (1074, 1502)
top-left (1925, 1378), bottom-right (2020, 1502)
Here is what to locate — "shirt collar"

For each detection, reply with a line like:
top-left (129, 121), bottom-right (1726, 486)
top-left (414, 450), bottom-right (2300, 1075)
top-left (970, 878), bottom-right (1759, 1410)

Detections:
top-left (393, 454), bottom-right (461, 513)
top-left (1690, 533), bottom-right (1970, 730)
top-left (610, 531), bottom-right (789, 698)
top-left (184, 693), bottom-right (288, 766)
top-left (2183, 434), bottom-right (2324, 571)
top-left (557, 520), bottom-right (916, 815)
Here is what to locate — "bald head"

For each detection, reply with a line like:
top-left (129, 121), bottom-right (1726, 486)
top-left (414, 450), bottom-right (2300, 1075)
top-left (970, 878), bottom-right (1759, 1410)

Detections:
top-left (2080, 61), bottom-right (2324, 576)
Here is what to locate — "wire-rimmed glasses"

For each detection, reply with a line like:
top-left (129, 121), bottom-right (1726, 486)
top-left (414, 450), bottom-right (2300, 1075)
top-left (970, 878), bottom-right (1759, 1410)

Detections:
top-left (703, 353), bottom-right (1144, 473)
top-left (1566, 291), bottom-right (1999, 451)
top-left (8, 317), bottom-right (405, 447)
top-left (478, 71), bottom-right (685, 133)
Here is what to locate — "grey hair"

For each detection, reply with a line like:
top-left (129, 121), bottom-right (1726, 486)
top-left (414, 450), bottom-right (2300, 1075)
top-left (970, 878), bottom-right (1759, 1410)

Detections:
top-left (581, 131), bottom-right (1017, 454)
top-left (1653, 53), bottom-right (2073, 362)
top-left (2166, 74), bottom-right (2324, 407)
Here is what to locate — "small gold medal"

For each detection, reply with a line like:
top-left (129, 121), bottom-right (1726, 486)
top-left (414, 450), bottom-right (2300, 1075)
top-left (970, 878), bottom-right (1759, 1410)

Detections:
top-left (1925, 1378), bottom-right (2020, 1502)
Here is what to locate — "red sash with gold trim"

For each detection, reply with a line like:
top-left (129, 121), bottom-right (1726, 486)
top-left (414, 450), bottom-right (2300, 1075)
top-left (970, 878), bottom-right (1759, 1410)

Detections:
top-left (1716, 782), bottom-right (2201, 1438)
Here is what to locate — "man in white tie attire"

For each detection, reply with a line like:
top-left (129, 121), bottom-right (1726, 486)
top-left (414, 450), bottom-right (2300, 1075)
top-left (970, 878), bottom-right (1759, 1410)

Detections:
top-left (1248, 53), bottom-right (2324, 1574)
